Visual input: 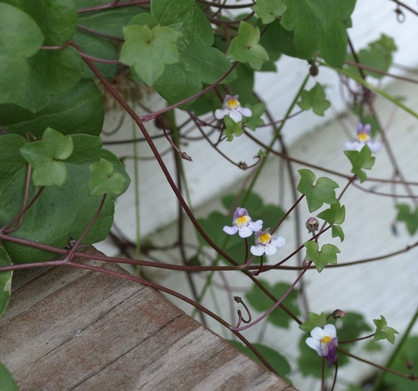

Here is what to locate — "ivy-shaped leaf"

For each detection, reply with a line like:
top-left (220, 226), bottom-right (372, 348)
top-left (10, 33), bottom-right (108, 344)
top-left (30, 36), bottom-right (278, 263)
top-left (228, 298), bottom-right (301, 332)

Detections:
top-left (281, 0), bottom-right (356, 68)
top-left (304, 241), bottom-right (340, 272)
top-left (120, 24), bottom-right (179, 86)
top-left (299, 312), bottom-right (327, 333)
top-left (20, 127), bottom-right (74, 187)
top-left (373, 315), bottom-right (398, 344)
top-left (344, 145), bottom-right (375, 183)
top-left (253, 0), bottom-right (287, 25)
top-left (346, 34), bottom-right (397, 79)
top-left (226, 21), bottom-right (269, 71)
top-left (0, 3), bottom-right (44, 104)
top-left (246, 280), bottom-right (300, 329)
top-left (297, 169), bottom-right (339, 212)
top-left (89, 158), bottom-right (127, 196)
top-left (244, 103), bottom-right (265, 130)
top-left (297, 83), bottom-right (331, 116)
top-left (395, 204), bottom-right (418, 235)
top-left (0, 246), bottom-right (13, 318)
top-left (317, 201), bottom-right (346, 241)
top-left (223, 116), bottom-right (244, 141)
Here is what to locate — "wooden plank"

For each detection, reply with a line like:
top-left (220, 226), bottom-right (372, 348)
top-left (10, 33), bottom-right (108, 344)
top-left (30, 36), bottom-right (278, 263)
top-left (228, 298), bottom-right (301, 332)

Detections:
top-left (0, 247), bottom-right (297, 391)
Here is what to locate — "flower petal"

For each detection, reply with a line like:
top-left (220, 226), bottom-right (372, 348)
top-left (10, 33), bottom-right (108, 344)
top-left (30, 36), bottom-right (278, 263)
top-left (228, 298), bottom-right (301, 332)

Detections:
top-left (323, 324), bottom-right (337, 338)
top-left (306, 337), bottom-right (322, 355)
top-left (264, 244), bottom-right (278, 255)
top-left (223, 225), bottom-right (238, 235)
top-left (272, 236), bottom-right (285, 248)
top-left (344, 140), bottom-right (362, 151)
top-left (367, 141), bottom-right (381, 152)
top-left (310, 326), bottom-right (326, 340)
top-left (248, 219), bottom-right (263, 232)
top-left (238, 226), bottom-right (253, 238)
top-left (229, 110), bottom-right (242, 123)
top-left (250, 245), bottom-right (265, 256)
top-left (215, 109), bottom-right (226, 120)
top-left (240, 107), bottom-right (252, 118)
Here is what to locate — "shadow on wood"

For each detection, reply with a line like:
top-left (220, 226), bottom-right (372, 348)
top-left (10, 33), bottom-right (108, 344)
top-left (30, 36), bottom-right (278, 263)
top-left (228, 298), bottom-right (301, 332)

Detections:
top-left (0, 246), bottom-right (298, 391)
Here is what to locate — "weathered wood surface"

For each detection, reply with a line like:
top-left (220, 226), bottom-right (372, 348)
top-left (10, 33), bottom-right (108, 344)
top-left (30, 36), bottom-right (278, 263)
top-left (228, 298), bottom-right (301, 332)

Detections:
top-left (0, 251), bottom-right (297, 391)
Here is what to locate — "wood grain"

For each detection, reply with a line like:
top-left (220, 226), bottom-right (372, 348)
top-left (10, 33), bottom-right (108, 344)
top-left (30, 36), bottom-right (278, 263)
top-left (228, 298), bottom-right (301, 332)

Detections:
top-left (0, 248), bottom-right (297, 391)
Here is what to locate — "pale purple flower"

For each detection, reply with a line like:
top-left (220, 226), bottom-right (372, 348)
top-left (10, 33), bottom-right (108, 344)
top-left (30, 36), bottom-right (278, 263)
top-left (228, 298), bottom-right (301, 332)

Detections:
top-left (223, 207), bottom-right (262, 238)
top-left (215, 95), bottom-right (252, 123)
top-left (306, 324), bottom-right (338, 366)
top-left (344, 123), bottom-right (381, 152)
top-left (250, 229), bottom-right (285, 256)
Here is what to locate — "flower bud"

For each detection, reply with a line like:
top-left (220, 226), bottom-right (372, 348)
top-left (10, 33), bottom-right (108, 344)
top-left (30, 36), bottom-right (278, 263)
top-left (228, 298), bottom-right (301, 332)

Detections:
top-left (331, 309), bottom-right (346, 319)
top-left (306, 217), bottom-right (319, 233)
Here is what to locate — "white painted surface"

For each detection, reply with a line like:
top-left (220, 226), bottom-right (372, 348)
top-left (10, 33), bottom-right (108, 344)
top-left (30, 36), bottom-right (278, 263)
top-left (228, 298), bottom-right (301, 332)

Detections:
top-left (97, 2), bottom-right (418, 389)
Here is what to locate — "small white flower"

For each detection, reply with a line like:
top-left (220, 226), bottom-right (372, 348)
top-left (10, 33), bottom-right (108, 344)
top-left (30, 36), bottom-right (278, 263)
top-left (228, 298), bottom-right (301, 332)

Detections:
top-left (215, 94), bottom-right (252, 123)
top-left (306, 324), bottom-right (338, 365)
top-left (250, 229), bottom-right (285, 256)
top-left (344, 123), bottom-right (381, 152)
top-left (223, 207), bottom-right (262, 238)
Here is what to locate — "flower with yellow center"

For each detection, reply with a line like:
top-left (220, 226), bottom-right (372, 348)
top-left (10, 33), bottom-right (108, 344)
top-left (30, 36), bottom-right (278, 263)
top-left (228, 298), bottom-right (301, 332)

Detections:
top-left (223, 207), bottom-right (263, 238)
top-left (215, 94), bottom-right (252, 123)
top-left (250, 228), bottom-right (285, 256)
top-left (306, 324), bottom-right (338, 366)
top-left (344, 123), bottom-right (381, 152)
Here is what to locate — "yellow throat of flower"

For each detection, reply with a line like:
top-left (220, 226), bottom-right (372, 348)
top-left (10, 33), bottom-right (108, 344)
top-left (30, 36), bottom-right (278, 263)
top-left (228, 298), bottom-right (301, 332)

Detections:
top-left (227, 99), bottom-right (239, 109)
top-left (321, 336), bottom-right (332, 344)
top-left (357, 133), bottom-right (369, 143)
top-left (259, 232), bottom-right (271, 244)
top-left (236, 215), bottom-right (249, 227)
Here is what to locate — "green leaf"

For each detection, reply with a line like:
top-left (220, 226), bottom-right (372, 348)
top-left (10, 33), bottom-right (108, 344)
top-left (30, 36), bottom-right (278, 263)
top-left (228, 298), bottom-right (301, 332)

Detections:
top-left (5, 0), bottom-right (78, 45)
top-left (373, 315), bottom-right (398, 344)
top-left (89, 158), bottom-right (127, 196)
top-left (304, 241), bottom-right (340, 272)
top-left (396, 204), bottom-right (418, 235)
top-left (346, 34), bottom-right (397, 79)
top-left (228, 341), bottom-right (291, 378)
top-left (297, 83), bottom-right (331, 116)
top-left (0, 133), bottom-right (130, 263)
top-left (13, 46), bottom-right (84, 113)
top-left (73, 31), bottom-right (117, 79)
top-left (297, 169), bottom-right (339, 212)
top-left (246, 280), bottom-right (300, 329)
top-left (78, 6), bottom-right (143, 38)
top-left (245, 103), bottom-right (265, 130)
top-left (0, 246), bottom-right (13, 318)
top-left (0, 362), bottom-right (18, 391)
top-left (262, 19), bottom-right (297, 58)
top-left (317, 202), bottom-right (345, 241)
top-left (253, 0), bottom-right (287, 25)
top-left (223, 116), bottom-right (244, 141)
top-left (344, 145), bottom-right (376, 183)
top-left (131, 0), bottom-right (235, 105)
top-left (299, 312), bottom-right (327, 333)
top-left (20, 128), bottom-right (74, 187)
top-left (0, 3), bottom-right (44, 104)
top-left (120, 24), bottom-right (179, 86)
top-left (0, 79), bottom-right (104, 137)
top-left (281, 0), bottom-right (356, 68)
top-left (226, 21), bottom-right (269, 71)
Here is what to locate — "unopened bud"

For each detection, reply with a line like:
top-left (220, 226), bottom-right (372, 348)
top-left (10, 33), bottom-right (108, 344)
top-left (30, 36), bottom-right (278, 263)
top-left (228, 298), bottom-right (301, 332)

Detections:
top-left (306, 217), bottom-right (319, 233)
top-left (331, 309), bottom-right (346, 319)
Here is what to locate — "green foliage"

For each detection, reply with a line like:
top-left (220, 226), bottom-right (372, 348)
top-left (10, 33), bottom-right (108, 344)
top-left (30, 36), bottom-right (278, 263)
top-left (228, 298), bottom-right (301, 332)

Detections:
top-left (129, 0), bottom-right (235, 105)
top-left (281, 0), bottom-right (356, 68)
top-left (346, 34), bottom-right (397, 79)
top-left (0, 133), bottom-right (130, 263)
top-left (223, 116), bottom-right (244, 141)
top-left (226, 21), bottom-right (269, 71)
top-left (373, 315), bottom-right (398, 344)
top-left (297, 169), bottom-right (339, 212)
top-left (20, 127), bottom-right (74, 187)
top-left (299, 312), bottom-right (327, 333)
top-left (317, 202), bottom-right (346, 241)
top-left (253, 0), bottom-right (287, 25)
top-left (89, 158), bottom-right (127, 196)
top-left (297, 83), bottom-right (331, 116)
top-left (396, 204), bottom-right (418, 235)
top-left (246, 280), bottom-right (300, 328)
top-left (245, 103), bottom-right (265, 130)
top-left (0, 79), bottom-right (104, 137)
top-left (385, 336), bottom-right (418, 390)
top-left (228, 341), bottom-right (291, 378)
top-left (0, 247), bottom-right (13, 318)
top-left (304, 241), bottom-right (340, 272)
top-left (0, 3), bottom-right (44, 104)
top-left (120, 24), bottom-right (179, 86)
top-left (344, 145), bottom-right (376, 183)
top-left (0, 362), bottom-right (18, 391)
